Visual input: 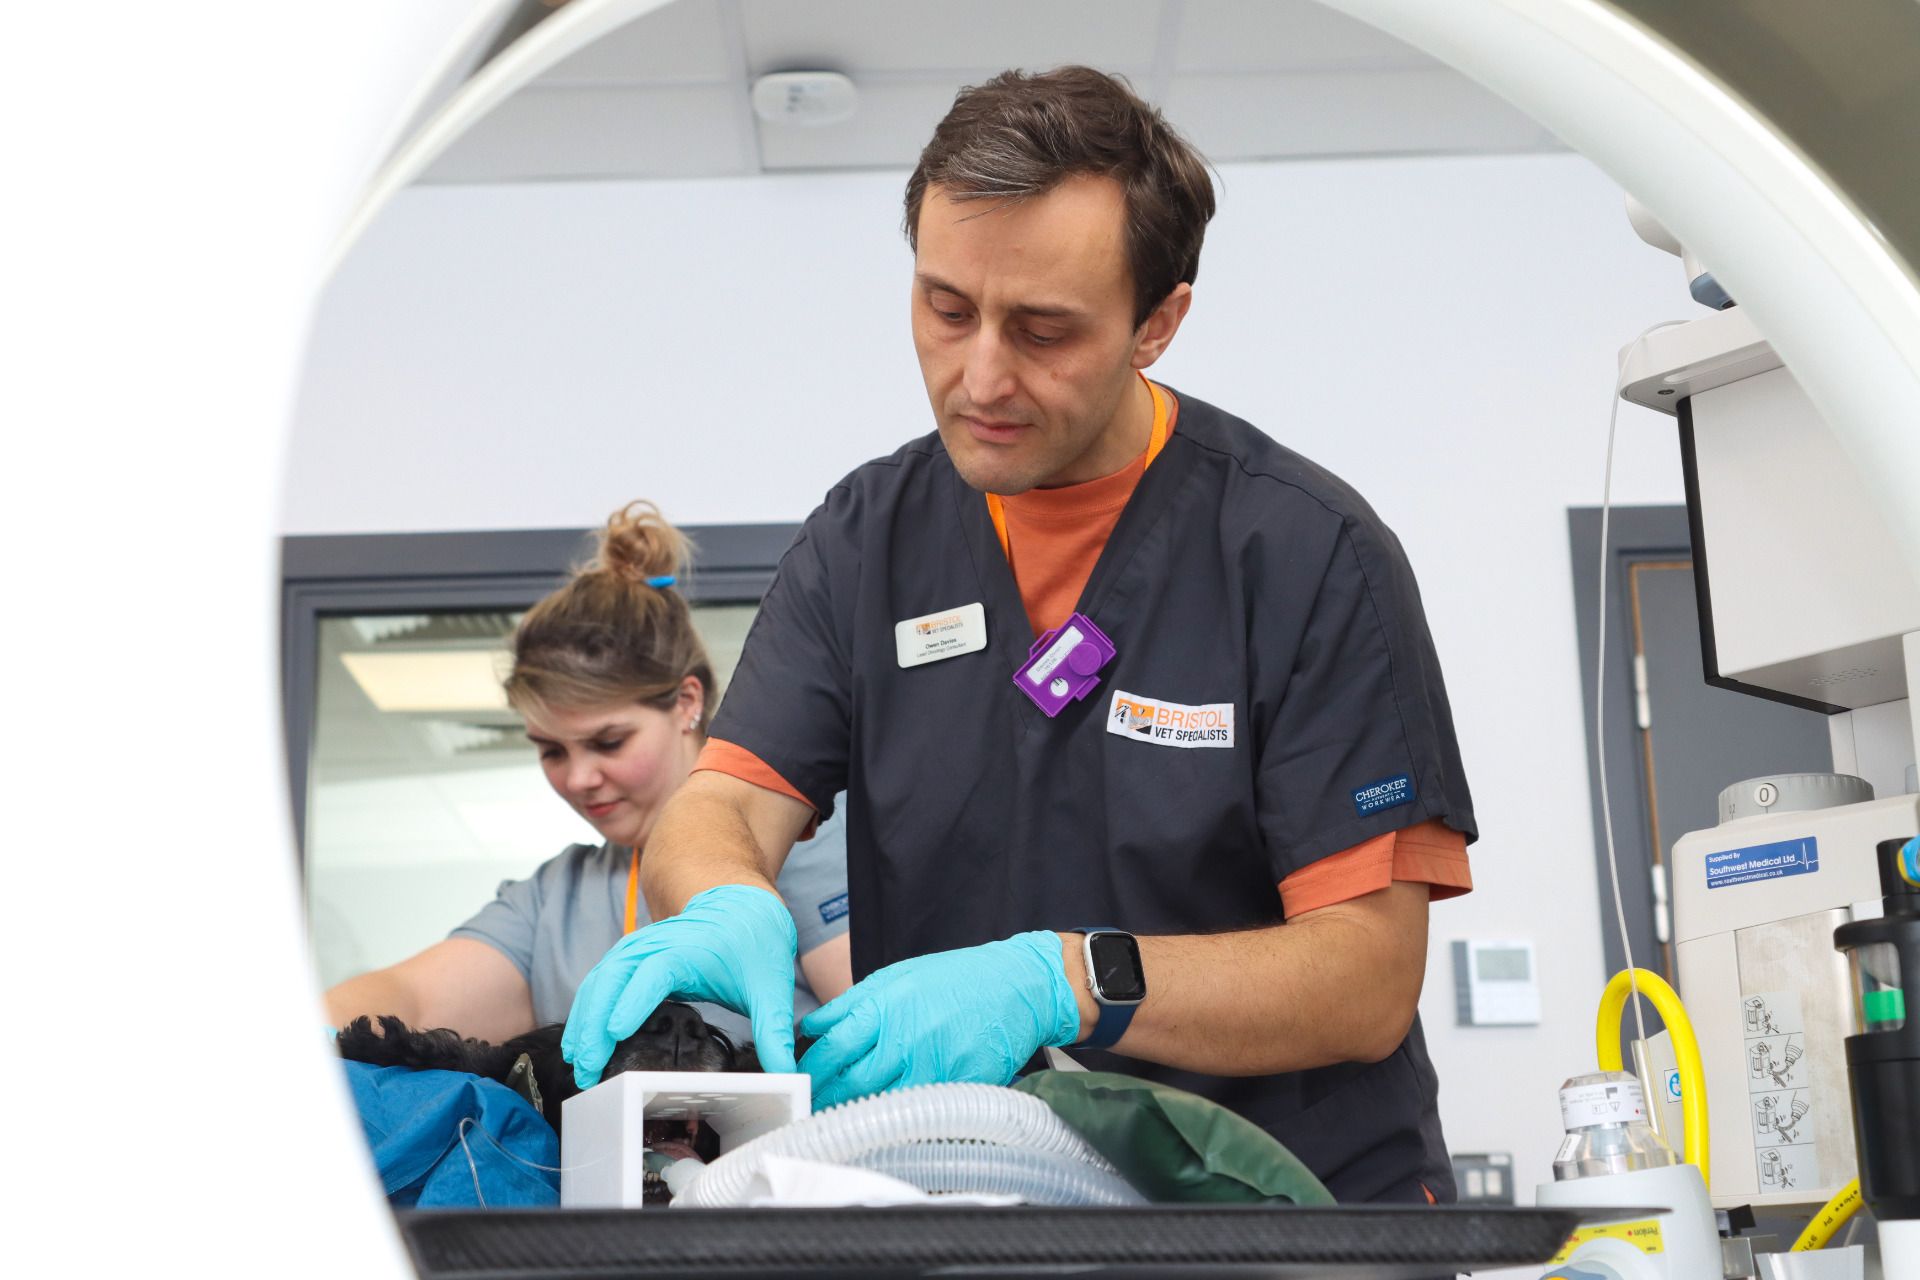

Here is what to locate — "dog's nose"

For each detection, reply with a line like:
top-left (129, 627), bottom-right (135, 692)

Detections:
top-left (639, 1002), bottom-right (718, 1067)
top-left (642, 1002), bottom-right (705, 1041)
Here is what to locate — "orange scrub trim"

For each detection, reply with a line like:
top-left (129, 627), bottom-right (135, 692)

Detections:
top-left (694, 737), bottom-right (822, 838)
top-left (1276, 819), bottom-right (1471, 918)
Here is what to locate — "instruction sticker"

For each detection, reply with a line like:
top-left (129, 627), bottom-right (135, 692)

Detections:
top-left (1706, 837), bottom-right (1819, 890)
top-left (1743, 991), bottom-right (1822, 1191)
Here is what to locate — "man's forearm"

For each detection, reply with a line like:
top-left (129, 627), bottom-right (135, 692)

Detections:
top-left (640, 772), bottom-right (804, 918)
top-left (1057, 882), bottom-right (1430, 1076)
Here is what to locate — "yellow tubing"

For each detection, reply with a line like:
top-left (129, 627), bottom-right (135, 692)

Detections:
top-left (1791, 1178), bottom-right (1862, 1251)
top-left (1595, 968), bottom-right (1711, 1191)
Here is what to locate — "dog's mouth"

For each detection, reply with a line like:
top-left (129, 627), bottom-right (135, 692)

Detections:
top-left (640, 1117), bottom-right (717, 1206)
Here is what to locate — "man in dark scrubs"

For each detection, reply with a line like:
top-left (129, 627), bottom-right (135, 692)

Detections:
top-left (562, 66), bottom-right (1477, 1205)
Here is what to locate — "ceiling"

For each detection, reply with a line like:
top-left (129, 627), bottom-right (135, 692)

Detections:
top-left (420, 0), bottom-right (1564, 184)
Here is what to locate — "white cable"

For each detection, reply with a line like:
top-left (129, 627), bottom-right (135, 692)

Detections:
top-left (1595, 319), bottom-right (1689, 1057)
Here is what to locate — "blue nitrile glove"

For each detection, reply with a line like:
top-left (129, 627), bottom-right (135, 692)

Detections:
top-left (797, 931), bottom-right (1081, 1109)
top-left (562, 884), bottom-right (800, 1088)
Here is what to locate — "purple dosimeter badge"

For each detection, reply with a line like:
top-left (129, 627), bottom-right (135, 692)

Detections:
top-left (1013, 611), bottom-right (1116, 717)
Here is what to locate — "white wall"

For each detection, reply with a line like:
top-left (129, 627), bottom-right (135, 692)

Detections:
top-left (289, 150), bottom-right (1692, 1200)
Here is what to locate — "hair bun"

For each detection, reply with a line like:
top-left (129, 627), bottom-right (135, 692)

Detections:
top-left (596, 500), bottom-right (691, 587)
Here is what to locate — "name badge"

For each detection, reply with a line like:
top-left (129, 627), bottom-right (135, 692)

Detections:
top-left (895, 602), bottom-right (988, 668)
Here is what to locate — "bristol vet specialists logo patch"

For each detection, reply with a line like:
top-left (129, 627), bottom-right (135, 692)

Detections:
top-left (1106, 690), bottom-right (1235, 748)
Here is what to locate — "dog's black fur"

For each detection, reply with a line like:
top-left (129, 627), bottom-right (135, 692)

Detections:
top-left (336, 1000), bottom-right (754, 1147)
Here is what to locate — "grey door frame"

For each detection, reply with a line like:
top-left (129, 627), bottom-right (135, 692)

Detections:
top-left (1568, 504), bottom-right (1693, 983)
top-left (279, 523), bottom-right (800, 860)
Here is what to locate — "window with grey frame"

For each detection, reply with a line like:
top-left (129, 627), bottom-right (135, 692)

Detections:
top-left (281, 523), bottom-right (798, 989)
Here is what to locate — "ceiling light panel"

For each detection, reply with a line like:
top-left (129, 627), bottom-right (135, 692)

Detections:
top-left (340, 650), bottom-right (513, 714)
top-left (741, 0), bottom-right (1163, 76)
top-left (536, 0), bottom-right (737, 85)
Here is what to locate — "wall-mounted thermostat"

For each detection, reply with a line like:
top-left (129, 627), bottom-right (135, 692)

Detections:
top-left (1451, 939), bottom-right (1540, 1026)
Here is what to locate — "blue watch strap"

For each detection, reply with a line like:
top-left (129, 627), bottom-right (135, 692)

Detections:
top-left (1074, 927), bottom-right (1143, 1050)
top-left (1085, 1000), bottom-right (1136, 1050)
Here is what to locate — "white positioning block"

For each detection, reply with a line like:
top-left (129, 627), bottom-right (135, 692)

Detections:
top-left (561, 1071), bottom-right (811, 1208)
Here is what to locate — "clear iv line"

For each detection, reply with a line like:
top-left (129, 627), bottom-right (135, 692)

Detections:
top-left (1595, 320), bottom-right (1688, 1058)
top-left (454, 1115), bottom-right (605, 1205)
top-left (457, 1116), bottom-right (574, 1175)
top-left (456, 1118), bottom-right (489, 1208)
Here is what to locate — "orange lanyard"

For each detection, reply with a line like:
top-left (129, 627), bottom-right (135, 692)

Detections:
top-left (984, 376), bottom-right (1172, 562)
top-left (624, 848), bottom-right (641, 935)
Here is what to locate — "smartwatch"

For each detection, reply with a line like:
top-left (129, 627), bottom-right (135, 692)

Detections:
top-left (1073, 928), bottom-right (1146, 1050)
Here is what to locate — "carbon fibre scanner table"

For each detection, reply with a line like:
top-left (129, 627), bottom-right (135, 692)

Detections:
top-left (399, 1204), bottom-right (1614, 1279)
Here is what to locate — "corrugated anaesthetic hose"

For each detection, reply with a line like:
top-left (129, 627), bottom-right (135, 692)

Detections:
top-left (849, 1142), bottom-right (1144, 1205)
top-left (673, 1082), bottom-right (1134, 1207)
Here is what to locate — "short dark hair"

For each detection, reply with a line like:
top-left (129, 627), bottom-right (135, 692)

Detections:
top-left (905, 66), bottom-right (1217, 329)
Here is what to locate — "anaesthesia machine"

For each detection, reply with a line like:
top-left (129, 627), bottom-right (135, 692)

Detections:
top-left (1540, 210), bottom-right (1920, 1280)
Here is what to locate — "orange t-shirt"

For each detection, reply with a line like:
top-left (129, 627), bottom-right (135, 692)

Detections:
top-left (697, 377), bottom-right (1470, 912)
top-left (994, 433), bottom-right (1149, 638)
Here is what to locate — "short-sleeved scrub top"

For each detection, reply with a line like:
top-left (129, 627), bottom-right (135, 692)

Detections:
top-left (708, 389), bottom-right (1477, 1204)
top-left (451, 803), bottom-right (852, 1046)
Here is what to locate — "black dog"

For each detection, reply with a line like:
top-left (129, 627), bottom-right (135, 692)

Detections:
top-left (336, 1000), bottom-right (754, 1150)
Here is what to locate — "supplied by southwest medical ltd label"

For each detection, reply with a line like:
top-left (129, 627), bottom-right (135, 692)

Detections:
top-left (1705, 836), bottom-right (1819, 891)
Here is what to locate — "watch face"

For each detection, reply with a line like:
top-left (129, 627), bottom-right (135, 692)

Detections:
top-left (1088, 932), bottom-right (1146, 1002)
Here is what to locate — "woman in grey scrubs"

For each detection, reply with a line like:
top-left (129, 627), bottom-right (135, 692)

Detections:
top-left (323, 501), bottom-right (852, 1051)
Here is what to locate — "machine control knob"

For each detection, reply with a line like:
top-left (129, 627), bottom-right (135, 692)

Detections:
top-left (1718, 773), bottom-right (1873, 823)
